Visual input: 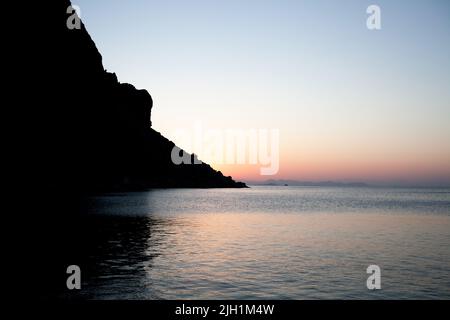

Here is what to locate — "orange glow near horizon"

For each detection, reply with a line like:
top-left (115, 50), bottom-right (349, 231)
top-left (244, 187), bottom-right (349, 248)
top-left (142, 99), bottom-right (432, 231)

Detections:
top-left (77, 0), bottom-right (450, 186)
top-left (212, 149), bottom-right (450, 183)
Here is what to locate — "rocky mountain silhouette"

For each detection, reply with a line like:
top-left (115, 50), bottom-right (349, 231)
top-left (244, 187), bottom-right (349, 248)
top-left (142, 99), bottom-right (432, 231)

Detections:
top-left (26, 0), bottom-right (246, 192)
top-left (12, 1), bottom-right (246, 299)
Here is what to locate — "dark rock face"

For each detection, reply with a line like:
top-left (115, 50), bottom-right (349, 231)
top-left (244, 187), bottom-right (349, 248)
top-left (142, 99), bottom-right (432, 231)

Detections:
top-left (27, 0), bottom-right (246, 192)
top-left (14, 1), bottom-right (245, 299)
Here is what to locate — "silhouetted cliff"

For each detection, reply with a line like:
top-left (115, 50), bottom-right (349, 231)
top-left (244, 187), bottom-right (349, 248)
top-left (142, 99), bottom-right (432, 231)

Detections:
top-left (12, 1), bottom-right (246, 299)
top-left (25, 0), bottom-right (246, 192)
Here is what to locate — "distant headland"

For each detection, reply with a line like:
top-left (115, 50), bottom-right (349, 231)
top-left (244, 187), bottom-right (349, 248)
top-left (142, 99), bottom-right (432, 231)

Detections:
top-left (250, 180), bottom-right (368, 187)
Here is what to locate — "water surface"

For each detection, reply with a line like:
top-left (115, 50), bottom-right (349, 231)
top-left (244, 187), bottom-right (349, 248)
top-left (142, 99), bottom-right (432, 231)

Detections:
top-left (76, 186), bottom-right (450, 299)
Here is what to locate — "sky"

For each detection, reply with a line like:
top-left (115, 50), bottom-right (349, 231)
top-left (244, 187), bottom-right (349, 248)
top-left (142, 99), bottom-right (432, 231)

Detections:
top-left (75, 0), bottom-right (450, 185)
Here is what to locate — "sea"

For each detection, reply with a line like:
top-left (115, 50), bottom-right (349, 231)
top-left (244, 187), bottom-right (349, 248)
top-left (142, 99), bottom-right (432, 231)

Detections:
top-left (74, 186), bottom-right (450, 299)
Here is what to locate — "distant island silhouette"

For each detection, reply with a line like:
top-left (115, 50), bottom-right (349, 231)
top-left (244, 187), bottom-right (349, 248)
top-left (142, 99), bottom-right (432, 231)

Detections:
top-left (252, 180), bottom-right (368, 187)
top-left (30, 0), bottom-right (245, 193)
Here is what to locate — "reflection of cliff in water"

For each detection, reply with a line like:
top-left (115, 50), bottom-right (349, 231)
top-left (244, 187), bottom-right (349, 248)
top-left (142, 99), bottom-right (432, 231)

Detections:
top-left (74, 215), bottom-right (161, 299)
top-left (54, 192), bottom-right (156, 299)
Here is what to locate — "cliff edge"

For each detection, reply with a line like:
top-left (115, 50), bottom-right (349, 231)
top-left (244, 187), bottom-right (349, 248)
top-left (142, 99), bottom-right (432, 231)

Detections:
top-left (25, 1), bottom-right (246, 191)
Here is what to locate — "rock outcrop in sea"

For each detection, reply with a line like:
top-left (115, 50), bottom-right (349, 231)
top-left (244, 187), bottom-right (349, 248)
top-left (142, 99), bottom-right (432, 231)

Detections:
top-left (13, 1), bottom-right (246, 298)
top-left (27, 0), bottom-right (246, 192)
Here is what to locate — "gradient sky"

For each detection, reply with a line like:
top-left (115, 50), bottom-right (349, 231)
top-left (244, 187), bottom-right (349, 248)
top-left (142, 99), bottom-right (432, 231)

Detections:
top-left (75, 0), bottom-right (450, 184)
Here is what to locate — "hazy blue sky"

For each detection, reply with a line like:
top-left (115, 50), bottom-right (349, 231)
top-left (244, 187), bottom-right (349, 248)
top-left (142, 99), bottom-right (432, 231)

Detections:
top-left (75, 0), bottom-right (450, 183)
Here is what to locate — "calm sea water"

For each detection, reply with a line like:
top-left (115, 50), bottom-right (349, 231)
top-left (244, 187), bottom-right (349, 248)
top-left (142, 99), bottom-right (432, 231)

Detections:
top-left (76, 186), bottom-right (450, 299)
